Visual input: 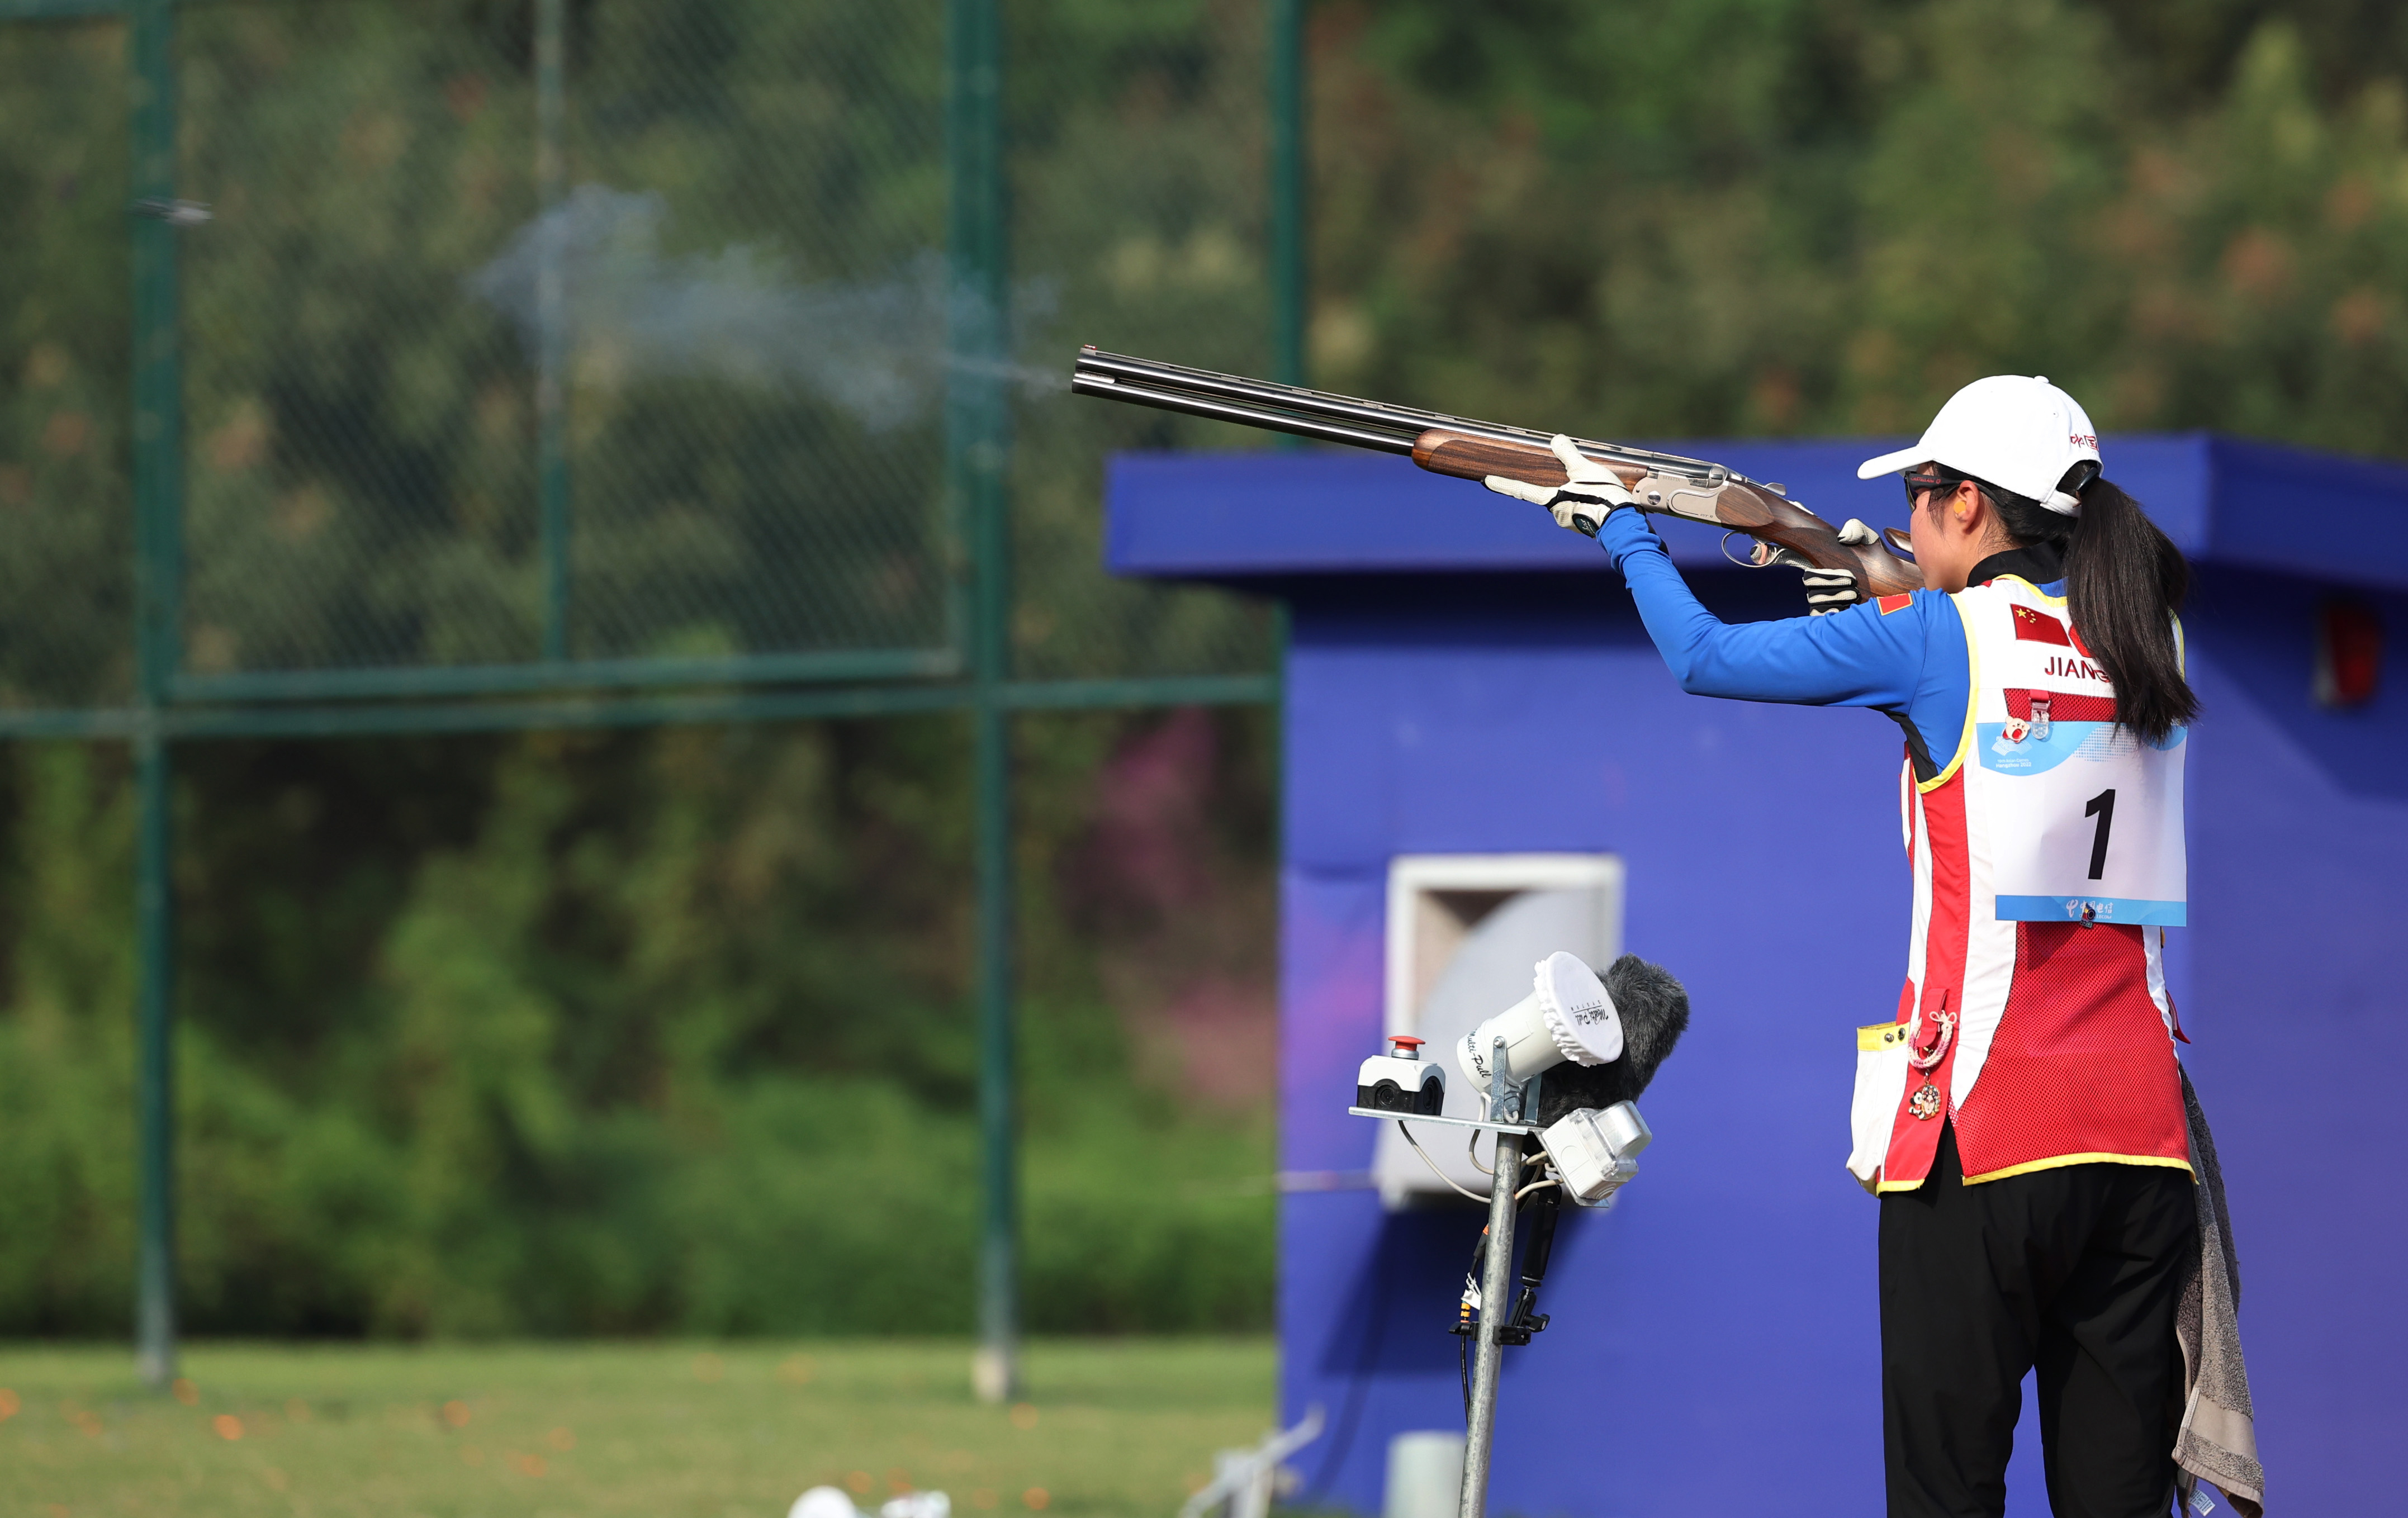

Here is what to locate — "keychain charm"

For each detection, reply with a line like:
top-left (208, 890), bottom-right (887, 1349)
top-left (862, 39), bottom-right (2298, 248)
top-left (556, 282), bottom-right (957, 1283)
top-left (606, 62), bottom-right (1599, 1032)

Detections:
top-left (1905, 1008), bottom-right (1955, 1122)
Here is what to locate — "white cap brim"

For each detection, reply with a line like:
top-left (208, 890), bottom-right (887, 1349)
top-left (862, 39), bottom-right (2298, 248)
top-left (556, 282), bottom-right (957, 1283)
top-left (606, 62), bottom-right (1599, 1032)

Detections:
top-left (1856, 443), bottom-right (1926, 481)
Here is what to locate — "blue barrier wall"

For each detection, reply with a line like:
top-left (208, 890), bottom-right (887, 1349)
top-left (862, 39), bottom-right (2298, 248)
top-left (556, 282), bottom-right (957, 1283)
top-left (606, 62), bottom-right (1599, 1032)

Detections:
top-left (1110, 438), bottom-right (2407, 1516)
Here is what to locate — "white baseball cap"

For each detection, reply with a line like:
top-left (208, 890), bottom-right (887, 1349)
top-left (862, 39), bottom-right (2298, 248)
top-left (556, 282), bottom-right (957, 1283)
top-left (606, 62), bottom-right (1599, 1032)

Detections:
top-left (1856, 375), bottom-right (2101, 515)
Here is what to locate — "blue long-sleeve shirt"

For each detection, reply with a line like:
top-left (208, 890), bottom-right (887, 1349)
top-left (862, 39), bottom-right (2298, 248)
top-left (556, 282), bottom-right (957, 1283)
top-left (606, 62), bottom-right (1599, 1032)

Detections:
top-left (1596, 509), bottom-right (2066, 781)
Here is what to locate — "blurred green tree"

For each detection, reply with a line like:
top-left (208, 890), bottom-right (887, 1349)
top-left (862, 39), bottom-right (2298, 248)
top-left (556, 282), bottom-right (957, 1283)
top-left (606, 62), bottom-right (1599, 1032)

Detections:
top-left (1306, 0), bottom-right (2408, 458)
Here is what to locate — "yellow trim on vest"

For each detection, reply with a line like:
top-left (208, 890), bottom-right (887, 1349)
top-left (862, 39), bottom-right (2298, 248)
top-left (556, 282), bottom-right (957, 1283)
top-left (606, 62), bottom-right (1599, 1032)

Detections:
top-left (1918, 605), bottom-right (1978, 793)
top-left (1960, 1151), bottom-right (2194, 1186)
top-left (1858, 1022), bottom-right (1910, 1052)
top-left (1989, 573), bottom-right (2067, 608)
top-left (1870, 1150), bottom-right (2193, 1193)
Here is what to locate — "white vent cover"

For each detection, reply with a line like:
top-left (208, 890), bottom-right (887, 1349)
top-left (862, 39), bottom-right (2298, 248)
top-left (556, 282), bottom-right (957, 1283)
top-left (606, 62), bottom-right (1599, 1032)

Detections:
top-left (1376, 853), bottom-right (1623, 1209)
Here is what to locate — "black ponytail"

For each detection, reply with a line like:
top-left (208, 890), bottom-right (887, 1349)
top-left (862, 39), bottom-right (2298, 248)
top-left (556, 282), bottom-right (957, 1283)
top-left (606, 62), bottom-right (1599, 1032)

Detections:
top-left (1985, 474), bottom-right (2198, 744)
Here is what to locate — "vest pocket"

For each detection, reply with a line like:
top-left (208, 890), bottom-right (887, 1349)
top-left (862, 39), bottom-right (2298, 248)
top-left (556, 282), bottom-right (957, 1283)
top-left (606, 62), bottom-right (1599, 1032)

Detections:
top-left (1848, 1022), bottom-right (1912, 1193)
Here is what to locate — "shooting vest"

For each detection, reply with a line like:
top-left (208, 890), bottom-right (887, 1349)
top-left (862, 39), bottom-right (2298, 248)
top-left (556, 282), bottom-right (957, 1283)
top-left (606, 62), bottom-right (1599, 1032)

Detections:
top-left (1847, 575), bottom-right (2192, 1192)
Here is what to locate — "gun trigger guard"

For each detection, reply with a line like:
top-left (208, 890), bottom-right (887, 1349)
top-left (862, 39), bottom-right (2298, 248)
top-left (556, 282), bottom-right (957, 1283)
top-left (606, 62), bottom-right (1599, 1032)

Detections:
top-left (1724, 532), bottom-right (1803, 571)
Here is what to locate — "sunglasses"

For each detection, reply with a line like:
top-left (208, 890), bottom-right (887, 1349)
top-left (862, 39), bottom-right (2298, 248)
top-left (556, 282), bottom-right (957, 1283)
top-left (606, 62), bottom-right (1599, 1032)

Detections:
top-left (1902, 470), bottom-right (1961, 509)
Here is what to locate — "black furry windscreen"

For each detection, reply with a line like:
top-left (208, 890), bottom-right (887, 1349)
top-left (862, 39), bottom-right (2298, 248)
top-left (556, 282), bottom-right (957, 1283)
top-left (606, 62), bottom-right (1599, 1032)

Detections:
top-left (1535, 954), bottom-right (1690, 1126)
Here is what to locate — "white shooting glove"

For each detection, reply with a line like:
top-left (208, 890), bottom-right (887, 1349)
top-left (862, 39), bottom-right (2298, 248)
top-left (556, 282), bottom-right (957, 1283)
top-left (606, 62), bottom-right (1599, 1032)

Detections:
top-left (1482, 435), bottom-right (1638, 537)
top-left (1751, 518), bottom-right (1879, 614)
top-left (1798, 567), bottom-right (1861, 614)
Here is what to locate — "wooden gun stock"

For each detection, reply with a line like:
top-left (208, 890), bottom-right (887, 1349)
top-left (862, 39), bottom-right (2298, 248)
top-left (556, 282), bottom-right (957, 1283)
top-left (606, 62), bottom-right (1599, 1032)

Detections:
top-left (1412, 429), bottom-right (1923, 599)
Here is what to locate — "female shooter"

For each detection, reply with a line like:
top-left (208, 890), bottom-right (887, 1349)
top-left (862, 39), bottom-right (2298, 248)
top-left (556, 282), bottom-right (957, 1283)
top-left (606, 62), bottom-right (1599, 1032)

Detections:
top-left (1491, 377), bottom-right (2198, 1518)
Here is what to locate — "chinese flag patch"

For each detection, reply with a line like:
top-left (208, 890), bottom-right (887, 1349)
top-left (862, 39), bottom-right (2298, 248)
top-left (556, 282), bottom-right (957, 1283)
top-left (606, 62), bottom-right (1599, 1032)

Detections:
top-left (2011, 603), bottom-right (2073, 646)
top-left (1877, 594), bottom-right (1913, 615)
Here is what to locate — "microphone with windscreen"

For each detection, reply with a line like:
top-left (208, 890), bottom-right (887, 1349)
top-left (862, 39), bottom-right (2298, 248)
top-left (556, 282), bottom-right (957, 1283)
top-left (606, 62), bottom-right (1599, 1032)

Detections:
top-left (1533, 953), bottom-right (1689, 1122)
top-left (1453, 950), bottom-right (1690, 1205)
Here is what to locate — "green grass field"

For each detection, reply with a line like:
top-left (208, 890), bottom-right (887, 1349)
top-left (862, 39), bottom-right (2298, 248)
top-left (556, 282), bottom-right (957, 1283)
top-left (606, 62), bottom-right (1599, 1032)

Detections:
top-left (0, 1338), bottom-right (1278, 1518)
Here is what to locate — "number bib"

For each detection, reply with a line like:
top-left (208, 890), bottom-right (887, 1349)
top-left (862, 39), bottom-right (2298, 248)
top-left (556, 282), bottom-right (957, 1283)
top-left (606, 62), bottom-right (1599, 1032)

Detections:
top-left (1964, 582), bottom-right (2187, 926)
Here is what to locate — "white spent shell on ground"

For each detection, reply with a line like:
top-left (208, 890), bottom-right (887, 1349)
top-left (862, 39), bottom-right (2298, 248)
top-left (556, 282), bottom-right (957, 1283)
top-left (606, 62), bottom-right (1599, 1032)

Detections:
top-left (790, 1488), bottom-right (864, 1518)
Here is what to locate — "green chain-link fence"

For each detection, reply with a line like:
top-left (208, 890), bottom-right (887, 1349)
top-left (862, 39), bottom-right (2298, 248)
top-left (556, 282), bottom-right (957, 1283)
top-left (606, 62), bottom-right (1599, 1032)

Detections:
top-left (3, 0), bottom-right (1279, 716)
top-left (1, 14), bottom-right (134, 712)
top-left (0, 0), bottom-right (1297, 1386)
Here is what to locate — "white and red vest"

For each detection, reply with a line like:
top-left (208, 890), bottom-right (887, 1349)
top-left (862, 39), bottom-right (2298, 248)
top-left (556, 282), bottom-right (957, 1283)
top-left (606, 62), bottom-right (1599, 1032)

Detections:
top-left (1848, 575), bottom-right (2193, 1192)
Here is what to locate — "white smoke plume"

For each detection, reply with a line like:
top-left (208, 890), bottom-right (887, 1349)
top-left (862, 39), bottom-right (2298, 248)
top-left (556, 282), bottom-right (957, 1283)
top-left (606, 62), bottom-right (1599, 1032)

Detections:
top-left (468, 184), bottom-right (1058, 431)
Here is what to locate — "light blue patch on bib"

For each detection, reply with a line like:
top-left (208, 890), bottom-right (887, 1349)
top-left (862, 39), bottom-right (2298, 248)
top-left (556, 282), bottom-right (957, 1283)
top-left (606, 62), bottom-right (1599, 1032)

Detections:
top-left (1994, 893), bottom-right (2187, 926)
top-left (1979, 719), bottom-right (2185, 774)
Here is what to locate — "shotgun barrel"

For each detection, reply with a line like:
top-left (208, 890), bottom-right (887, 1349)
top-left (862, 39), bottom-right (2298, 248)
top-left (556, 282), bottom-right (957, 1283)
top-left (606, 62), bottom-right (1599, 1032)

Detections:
top-left (1071, 346), bottom-right (1736, 482)
top-left (1070, 345), bottom-right (1926, 599)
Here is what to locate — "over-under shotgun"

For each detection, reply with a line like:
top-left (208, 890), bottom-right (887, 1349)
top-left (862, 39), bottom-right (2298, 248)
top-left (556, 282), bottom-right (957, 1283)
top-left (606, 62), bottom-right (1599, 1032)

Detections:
top-left (1072, 346), bottom-right (1922, 599)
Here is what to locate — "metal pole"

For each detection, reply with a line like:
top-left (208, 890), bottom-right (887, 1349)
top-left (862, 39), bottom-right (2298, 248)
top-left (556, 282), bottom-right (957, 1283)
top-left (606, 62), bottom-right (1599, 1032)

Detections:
top-left (534, 0), bottom-right (570, 662)
top-left (1459, 1131), bottom-right (1524, 1518)
top-left (947, 0), bottom-right (1017, 1405)
top-left (1265, 0), bottom-right (1302, 1293)
top-left (969, 674), bottom-right (1016, 1408)
top-left (127, 0), bottom-right (184, 1391)
top-left (131, 733), bottom-right (176, 1387)
top-left (1267, 0), bottom-right (1305, 391)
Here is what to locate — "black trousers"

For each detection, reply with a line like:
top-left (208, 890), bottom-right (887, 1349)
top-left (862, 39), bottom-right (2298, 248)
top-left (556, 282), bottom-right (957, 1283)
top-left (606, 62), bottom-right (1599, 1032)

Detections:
top-left (1879, 1122), bottom-right (2197, 1518)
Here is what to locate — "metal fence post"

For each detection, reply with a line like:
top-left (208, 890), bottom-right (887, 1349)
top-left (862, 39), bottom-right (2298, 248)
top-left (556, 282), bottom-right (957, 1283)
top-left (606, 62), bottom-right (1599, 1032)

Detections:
top-left (948, 0), bottom-right (1018, 1403)
top-left (1268, 0), bottom-right (1306, 391)
top-left (127, 0), bottom-right (184, 1391)
top-left (1267, 0), bottom-right (1305, 827)
top-left (1268, 0), bottom-right (1303, 1016)
top-left (534, 0), bottom-right (571, 662)
top-left (131, 731), bottom-right (176, 1387)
